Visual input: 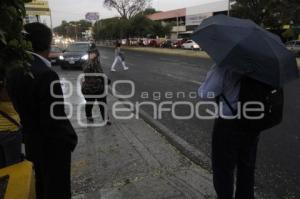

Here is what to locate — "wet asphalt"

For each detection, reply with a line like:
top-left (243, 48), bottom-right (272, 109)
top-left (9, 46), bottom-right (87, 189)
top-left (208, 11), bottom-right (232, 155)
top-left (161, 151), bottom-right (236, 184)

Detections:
top-left (54, 46), bottom-right (300, 199)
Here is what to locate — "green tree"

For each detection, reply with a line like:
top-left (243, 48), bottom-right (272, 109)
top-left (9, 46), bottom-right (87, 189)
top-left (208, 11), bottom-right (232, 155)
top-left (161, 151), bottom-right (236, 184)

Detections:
top-left (150, 21), bottom-right (172, 38)
top-left (53, 20), bottom-right (92, 39)
top-left (231, 0), bottom-right (300, 28)
top-left (282, 28), bottom-right (295, 41)
top-left (128, 13), bottom-right (153, 37)
top-left (103, 0), bottom-right (152, 19)
top-left (93, 17), bottom-right (124, 40)
top-left (53, 20), bottom-right (68, 37)
top-left (93, 9), bottom-right (172, 40)
top-left (0, 0), bottom-right (33, 76)
top-left (142, 8), bottom-right (158, 15)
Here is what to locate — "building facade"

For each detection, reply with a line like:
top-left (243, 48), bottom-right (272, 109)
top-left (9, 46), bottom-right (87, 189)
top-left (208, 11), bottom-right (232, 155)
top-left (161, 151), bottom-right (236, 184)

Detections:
top-left (148, 0), bottom-right (228, 39)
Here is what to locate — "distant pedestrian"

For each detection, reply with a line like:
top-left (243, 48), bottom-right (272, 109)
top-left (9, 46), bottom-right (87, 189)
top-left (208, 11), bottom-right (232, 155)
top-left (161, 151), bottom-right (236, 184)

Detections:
top-left (82, 43), bottom-right (111, 125)
top-left (111, 41), bottom-right (128, 72)
top-left (6, 22), bottom-right (77, 199)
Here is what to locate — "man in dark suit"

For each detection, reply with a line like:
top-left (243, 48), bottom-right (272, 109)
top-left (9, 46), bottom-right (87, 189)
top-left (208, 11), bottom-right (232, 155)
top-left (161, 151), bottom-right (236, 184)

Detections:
top-left (7, 23), bottom-right (77, 199)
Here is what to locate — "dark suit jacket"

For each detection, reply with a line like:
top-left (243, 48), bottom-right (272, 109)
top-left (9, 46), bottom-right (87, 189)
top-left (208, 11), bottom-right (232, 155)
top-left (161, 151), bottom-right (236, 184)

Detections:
top-left (7, 54), bottom-right (77, 152)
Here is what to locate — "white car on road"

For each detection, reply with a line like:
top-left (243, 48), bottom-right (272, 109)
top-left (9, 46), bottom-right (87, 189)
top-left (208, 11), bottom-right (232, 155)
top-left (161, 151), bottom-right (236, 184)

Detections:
top-left (181, 40), bottom-right (200, 50)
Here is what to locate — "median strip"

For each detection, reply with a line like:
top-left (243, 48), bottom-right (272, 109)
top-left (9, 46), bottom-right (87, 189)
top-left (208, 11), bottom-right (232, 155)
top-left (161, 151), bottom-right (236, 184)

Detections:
top-left (99, 45), bottom-right (300, 69)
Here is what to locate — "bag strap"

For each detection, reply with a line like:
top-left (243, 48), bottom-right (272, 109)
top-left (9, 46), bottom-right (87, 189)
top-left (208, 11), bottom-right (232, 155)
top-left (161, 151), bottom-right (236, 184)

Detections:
top-left (0, 110), bottom-right (21, 128)
top-left (220, 94), bottom-right (237, 115)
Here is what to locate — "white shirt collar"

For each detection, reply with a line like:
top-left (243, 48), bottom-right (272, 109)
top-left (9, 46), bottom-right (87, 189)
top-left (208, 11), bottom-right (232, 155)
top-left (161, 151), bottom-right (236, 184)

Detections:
top-left (30, 52), bottom-right (52, 68)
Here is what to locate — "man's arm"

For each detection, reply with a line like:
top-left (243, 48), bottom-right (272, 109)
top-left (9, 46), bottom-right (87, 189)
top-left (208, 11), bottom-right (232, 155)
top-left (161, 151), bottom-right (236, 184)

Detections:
top-left (38, 70), bottom-right (77, 150)
top-left (198, 65), bottom-right (224, 100)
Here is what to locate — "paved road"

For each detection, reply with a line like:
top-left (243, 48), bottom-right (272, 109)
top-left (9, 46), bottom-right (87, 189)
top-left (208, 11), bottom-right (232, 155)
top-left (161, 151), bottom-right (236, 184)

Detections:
top-left (55, 47), bottom-right (300, 198)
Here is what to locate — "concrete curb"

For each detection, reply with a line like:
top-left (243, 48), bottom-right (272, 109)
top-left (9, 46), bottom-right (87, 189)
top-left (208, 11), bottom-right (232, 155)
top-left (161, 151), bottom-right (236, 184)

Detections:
top-left (109, 88), bottom-right (211, 171)
top-left (124, 47), bottom-right (210, 59)
top-left (98, 45), bottom-right (300, 69)
top-left (137, 108), bottom-right (212, 171)
top-left (98, 45), bottom-right (210, 59)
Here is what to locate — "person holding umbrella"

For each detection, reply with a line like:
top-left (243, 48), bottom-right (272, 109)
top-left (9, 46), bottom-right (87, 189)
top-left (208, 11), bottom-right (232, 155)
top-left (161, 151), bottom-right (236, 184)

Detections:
top-left (194, 15), bottom-right (299, 199)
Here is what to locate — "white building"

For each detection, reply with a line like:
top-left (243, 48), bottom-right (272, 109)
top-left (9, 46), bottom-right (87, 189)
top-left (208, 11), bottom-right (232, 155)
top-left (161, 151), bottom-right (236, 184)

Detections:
top-left (148, 0), bottom-right (229, 39)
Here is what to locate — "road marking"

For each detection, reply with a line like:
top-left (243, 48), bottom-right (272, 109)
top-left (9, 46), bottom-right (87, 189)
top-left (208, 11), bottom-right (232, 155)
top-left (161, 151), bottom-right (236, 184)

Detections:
top-left (165, 73), bottom-right (202, 85)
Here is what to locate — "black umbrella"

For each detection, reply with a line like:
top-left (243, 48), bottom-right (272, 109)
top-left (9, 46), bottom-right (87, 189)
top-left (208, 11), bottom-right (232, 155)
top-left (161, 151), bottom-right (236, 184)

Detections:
top-left (192, 14), bottom-right (299, 87)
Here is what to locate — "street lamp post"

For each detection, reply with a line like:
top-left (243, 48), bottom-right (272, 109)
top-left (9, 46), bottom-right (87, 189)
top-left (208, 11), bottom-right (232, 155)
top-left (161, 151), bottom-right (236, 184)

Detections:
top-left (227, 0), bottom-right (233, 17)
top-left (290, 20), bottom-right (295, 40)
top-left (228, 0), bottom-right (230, 16)
top-left (50, 10), bottom-right (53, 31)
top-left (70, 23), bottom-right (78, 41)
top-left (176, 15), bottom-right (179, 39)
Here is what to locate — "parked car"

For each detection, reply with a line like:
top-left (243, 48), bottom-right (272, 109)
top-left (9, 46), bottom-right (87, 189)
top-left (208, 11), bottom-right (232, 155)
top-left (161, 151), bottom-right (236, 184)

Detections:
top-left (129, 39), bottom-right (139, 46)
top-left (147, 39), bottom-right (160, 48)
top-left (160, 40), bottom-right (173, 48)
top-left (59, 42), bottom-right (91, 70)
top-left (181, 40), bottom-right (200, 50)
top-left (286, 40), bottom-right (300, 56)
top-left (173, 39), bottom-right (187, 48)
top-left (49, 45), bottom-right (63, 65)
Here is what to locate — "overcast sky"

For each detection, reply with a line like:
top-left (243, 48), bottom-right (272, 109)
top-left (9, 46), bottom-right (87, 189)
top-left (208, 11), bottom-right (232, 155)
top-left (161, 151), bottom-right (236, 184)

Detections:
top-left (41, 0), bottom-right (225, 27)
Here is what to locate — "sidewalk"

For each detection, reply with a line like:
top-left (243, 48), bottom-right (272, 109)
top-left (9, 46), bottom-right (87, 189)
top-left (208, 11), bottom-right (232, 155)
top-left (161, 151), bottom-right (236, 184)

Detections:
top-left (70, 95), bottom-right (215, 199)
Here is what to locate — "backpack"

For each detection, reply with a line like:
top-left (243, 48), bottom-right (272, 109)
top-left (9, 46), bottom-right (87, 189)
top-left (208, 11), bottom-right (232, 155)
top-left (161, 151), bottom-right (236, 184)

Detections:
top-left (81, 61), bottom-right (104, 95)
top-left (223, 77), bottom-right (284, 132)
top-left (0, 110), bottom-right (23, 168)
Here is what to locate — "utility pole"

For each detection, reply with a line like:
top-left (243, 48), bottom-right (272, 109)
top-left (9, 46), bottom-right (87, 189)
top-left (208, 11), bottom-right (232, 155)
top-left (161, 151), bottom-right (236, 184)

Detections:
top-left (49, 10), bottom-right (53, 31)
top-left (75, 25), bottom-right (78, 41)
top-left (228, 0), bottom-right (231, 16)
top-left (36, 15), bottom-right (40, 22)
top-left (70, 23), bottom-right (78, 41)
top-left (176, 15), bottom-right (179, 39)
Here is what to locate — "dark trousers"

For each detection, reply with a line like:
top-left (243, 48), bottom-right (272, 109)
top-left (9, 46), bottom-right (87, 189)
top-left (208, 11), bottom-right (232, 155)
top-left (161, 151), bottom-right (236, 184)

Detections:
top-left (212, 119), bottom-right (260, 199)
top-left (85, 97), bottom-right (107, 120)
top-left (25, 137), bottom-right (72, 199)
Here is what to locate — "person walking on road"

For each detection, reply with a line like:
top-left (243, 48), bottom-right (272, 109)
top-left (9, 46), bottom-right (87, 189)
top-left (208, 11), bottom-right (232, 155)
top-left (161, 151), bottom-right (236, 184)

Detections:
top-left (82, 43), bottom-right (111, 125)
top-left (6, 22), bottom-right (78, 199)
top-left (111, 41), bottom-right (128, 72)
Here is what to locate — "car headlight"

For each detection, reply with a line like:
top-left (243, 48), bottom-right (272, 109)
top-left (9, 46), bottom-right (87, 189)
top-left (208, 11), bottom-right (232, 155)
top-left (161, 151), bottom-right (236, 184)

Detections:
top-left (59, 55), bottom-right (64, 60)
top-left (81, 54), bottom-right (89, 60)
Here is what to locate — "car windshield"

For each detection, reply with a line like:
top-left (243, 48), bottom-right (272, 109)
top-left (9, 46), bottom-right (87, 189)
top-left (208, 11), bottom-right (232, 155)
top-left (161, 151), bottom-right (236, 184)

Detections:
top-left (66, 43), bottom-right (89, 52)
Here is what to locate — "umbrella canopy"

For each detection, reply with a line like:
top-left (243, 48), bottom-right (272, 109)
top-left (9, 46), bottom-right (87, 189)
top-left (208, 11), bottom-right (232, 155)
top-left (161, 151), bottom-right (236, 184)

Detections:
top-left (192, 14), bottom-right (299, 87)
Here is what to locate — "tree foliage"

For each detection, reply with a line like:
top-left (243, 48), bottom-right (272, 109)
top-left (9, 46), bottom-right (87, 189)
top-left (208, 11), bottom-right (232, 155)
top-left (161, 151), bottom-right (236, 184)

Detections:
top-left (0, 0), bottom-right (33, 76)
top-left (231, 0), bottom-right (300, 28)
top-left (103, 0), bottom-right (152, 19)
top-left (53, 20), bottom-right (92, 39)
top-left (142, 8), bottom-right (158, 15)
top-left (93, 10), bottom-right (172, 40)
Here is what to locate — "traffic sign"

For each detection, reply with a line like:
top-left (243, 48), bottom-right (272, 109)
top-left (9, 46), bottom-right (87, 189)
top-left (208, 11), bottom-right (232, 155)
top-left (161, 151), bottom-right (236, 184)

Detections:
top-left (85, 12), bottom-right (99, 21)
top-left (25, 0), bottom-right (50, 16)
